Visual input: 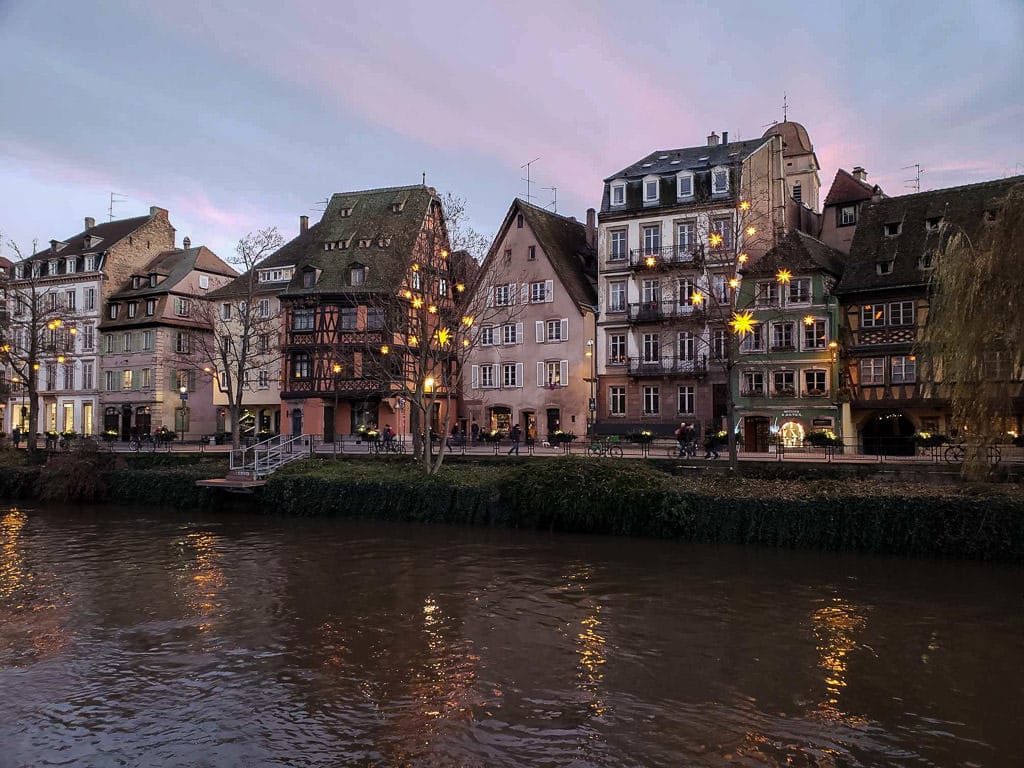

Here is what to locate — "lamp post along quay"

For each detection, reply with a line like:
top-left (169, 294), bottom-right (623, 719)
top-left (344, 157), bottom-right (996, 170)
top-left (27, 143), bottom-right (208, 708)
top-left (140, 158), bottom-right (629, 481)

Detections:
top-left (179, 386), bottom-right (188, 443)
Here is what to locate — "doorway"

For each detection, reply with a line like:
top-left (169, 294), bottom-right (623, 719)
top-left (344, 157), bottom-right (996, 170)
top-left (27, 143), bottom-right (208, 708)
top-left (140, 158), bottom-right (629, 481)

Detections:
top-left (862, 412), bottom-right (915, 455)
top-left (291, 408), bottom-right (303, 436)
top-left (324, 405), bottom-right (335, 443)
top-left (546, 407), bottom-right (561, 439)
top-left (522, 411), bottom-right (536, 443)
top-left (744, 416), bottom-right (770, 452)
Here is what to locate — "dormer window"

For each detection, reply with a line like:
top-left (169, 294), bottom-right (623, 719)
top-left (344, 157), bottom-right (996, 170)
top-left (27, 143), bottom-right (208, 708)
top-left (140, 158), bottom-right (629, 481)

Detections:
top-left (257, 266), bottom-right (294, 283)
top-left (109, 304), bottom-right (119, 320)
top-left (49, 259), bottom-right (59, 274)
top-left (838, 205), bottom-right (857, 226)
top-left (350, 265), bottom-right (366, 286)
top-left (127, 302), bottom-right (137, 319)
top-left (883, 222), bottom-right (902, 237)
top-left (66, 258), bottom-right (76, 274)
top-left (711, 166), bottom-right (730, 195)
top-left (925, 217), bottom-right (942, 232)
top-left (84, 256), bottom-right (95, 271)
top-left (150, 274), bottom-right (158, 287)
top-left (302, 269), bottom-right (317, 289)
top-left (918, 251), bottom-right (936, 271)
top-left (676, 171), bottom-right (694, 199)
top-left (377, 236), bottom-right (392, 247)
top-left (340, 207), bottom-right (353, 217)
top-left (132, 276), bottom-right (143, 289)
top-left (642, 175), bottom-right (660, 205)
top-left (876, 259), bottom-right (895, 275)
top-left (610, 181), bottom-right (626, 207)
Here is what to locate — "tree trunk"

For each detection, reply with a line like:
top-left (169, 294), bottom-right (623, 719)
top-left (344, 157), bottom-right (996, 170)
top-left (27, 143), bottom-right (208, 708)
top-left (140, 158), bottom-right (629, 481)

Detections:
top-left (229, 403), bottom-right (241, 449)
top-left (26, 389), bottom-right (39, 453)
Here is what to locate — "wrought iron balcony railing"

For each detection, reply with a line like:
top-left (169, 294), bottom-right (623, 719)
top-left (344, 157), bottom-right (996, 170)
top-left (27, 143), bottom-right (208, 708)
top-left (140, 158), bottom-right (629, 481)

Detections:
top-left (626, 356), bottom-right (708, 377)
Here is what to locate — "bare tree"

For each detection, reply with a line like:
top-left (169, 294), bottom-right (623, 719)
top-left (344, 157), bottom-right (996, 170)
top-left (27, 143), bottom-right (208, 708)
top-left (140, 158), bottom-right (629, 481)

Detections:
top-left (922, 185), bottom-right (1024, 479)
top-left (440, 192), bottom-right (491, 262)
top-left (0, 239), bottom-right (84, 452)
top-left (189, 227), bottom-right (284, 449)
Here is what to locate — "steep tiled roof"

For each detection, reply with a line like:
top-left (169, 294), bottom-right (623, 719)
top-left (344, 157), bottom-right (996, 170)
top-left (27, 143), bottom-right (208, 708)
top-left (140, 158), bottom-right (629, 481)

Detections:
top-left (742, 229), bottom-right (845, 279)
top-left (836, 176), bottom-right (1024, 294)
top-left (823, 169), bottom-right (882, 207)
top-left (110, 247), bottom-right (236, 299)
top-left (480, 199), bottom-right (597, 311)
top-left (208, 185), bottom-right (441, 300)
top-left (605, 138), bottom-right (767, 181)
top-left (20, 215), bottom-right (154, 262)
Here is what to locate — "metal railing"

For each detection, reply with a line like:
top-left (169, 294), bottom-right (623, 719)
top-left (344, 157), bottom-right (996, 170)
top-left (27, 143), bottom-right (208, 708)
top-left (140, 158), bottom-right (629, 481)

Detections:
top-left (626, 356), bottom-right (708, 376)
top-left (627, 245), bottom-right (701, 268)
top-left (230, 433), bottom-right (314, 478)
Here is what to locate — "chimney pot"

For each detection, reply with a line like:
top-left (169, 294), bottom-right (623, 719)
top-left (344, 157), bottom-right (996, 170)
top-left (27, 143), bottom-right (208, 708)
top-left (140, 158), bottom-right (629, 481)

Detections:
top-left (852, 166), bottom-right (868, 182)
top-left (149, 206), bottom-right (168, 217)
top-left (183, 236), bottom-right (191, 249)
top-left (707, 131), bottom-right (719, 146)
top-left (721, 131), bottom-right (729, 145)
top-left (84, 216), bottom-right (95, 230)
top-left (586, 207), bottom-right (597, 248)
top-left (300, 215), bottom-right (309, 234)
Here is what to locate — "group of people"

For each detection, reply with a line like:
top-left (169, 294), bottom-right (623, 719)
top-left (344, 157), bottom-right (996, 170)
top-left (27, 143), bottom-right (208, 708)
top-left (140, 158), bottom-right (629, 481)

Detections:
top-left (675, 421), bottom-right (720, 460)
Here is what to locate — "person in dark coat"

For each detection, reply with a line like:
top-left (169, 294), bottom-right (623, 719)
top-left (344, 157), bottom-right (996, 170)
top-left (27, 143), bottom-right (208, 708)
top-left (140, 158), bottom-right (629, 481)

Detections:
top-left (507, 424), bottom-right (522, 456)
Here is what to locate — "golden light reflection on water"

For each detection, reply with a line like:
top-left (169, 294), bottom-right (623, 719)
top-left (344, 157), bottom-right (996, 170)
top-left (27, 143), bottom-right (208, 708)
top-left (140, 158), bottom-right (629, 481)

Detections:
top-left (1, 509), bottom-right (30, 601)
top-left (569, 566), bottom-right (608, 718)
top-left (812, 598), bottom-right (868, 723)
top-left (179, 531), bottom-right (225, 629)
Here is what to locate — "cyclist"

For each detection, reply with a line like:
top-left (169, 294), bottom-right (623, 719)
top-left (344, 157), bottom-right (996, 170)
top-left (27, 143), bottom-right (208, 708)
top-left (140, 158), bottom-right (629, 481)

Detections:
top-left (382, 424), bottom-right (395, 450)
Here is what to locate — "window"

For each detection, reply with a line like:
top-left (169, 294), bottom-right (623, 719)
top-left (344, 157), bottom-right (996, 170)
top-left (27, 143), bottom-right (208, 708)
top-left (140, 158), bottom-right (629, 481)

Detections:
top-left (543, 361), bottom-right (562, 386)
top-left (642, 225), bottom-right (661, 254)
top-left (609, 230), bottom-right (627, 261)
top-left (676, 221), bottom-right (695, 256)
top-left (480, 326), bottom-right (495, 346)
top-left (792, 182), bottom-right (802, 203)
top-left (891, 355), bottom-right (916, 383)
top-left (611, 183), bottom-right (626, 206)
top-left (258, 370), bottom-right (269, 389)
top-left (339, 307), bottom-right (358, 330)
top-left (105, 370), bottom-right (116, 391)
top-left (710, 218), bottom-right (733, 250)
top-left (480, 364), bottom-right (495, 388)
top-left (257, 333), bottom-right (270, 354)
top-left (82, 362), bottom-right (93, 390)
top-left (883, 222), bottom-right (902, 237)
top-left (123, 332), bottom-right (132, 353)
top-left (502, 362), bottom-right (520, 388)
top-left (528, 245), bottom-right (536, 261)
top-left (502, 323), bottom-right (519, 345)
top-left (150, 274), bottom-right (158, 287)
top-left (676, 172), bottom-right (694, 199)
top-left (982, 351), bottom-right (1008, 380)
top-left (860, 358), bottom-right (885, 385)
top-left (677, 278), bottom-right (696, 307)
top-left (63, 364), bottom-right (74, 391)
top-left (175, 332), bottom-right (190, 354)
top-left (642, 386), bottom-right (660, 415)
top-left (494, 283), bottom-right (513, 306)
top-left (292, 308), bottom-right (315, 330)
top-left (530, 281), bottom-right (546, 303)
top-left (712, 166), bottom-right (729, 194)
top-left (122, 370), bottom-right (133, 390)
top-left (516, 213), bottom-right (524, 228)
top-left (677, 331), bottom-right (695, 361)
top-left (546, 319), bottom-right (566, 342)
top-left (220, 303), bottom-right (232, 320)
top-left (643, 176), bottom-right (659, 203)
top-left (677, 386), bottom-right (695, 414)
top-left (771, 322), bottom-right (795, 350)
top-left (889, 301), bottom-right (914, 326)
top-left (82, 325), bottom-right (94, 351)
top-left (303, 270), bottom-right (316, 288)
top-left (174, 298), bottom-right (191, 317)
top-left (146, 299), bottom-right (156, 316)
top-left (609, 386), bottom-right (626, 416)
top-left (108, 304), bottom-right (119, 320)
top-left (604, 281), bottom-right (624, 312)
top-left (925, 216), bottom-right (943, 233)
top-left (608, 333), bottom-right (626, 364)
top-left (802, 319), bottom-right (827, 349)
top-left (861, 304), bottom-right (886, 327)
top-left (258, 267), bottom-right (294, 283)
top-left (772, 370), bottom-right (795, 396)
top-left (739, 322), bottom-right (764, 352)
top-left (742, 371), bottom-right (765, 396)
top-left (876, 260), bottom-right (894, 275)
top-left (350, 266), bottom-right (366, 286)
top-left (105, 334), bottom-right (116, 353)
top-left (438, 278), bottom-right (448, 296)
top-left (918, 251), bottom-right (936, 270)
top-left (804, 369), bottom-right (827, 395)
top-left (127, 302), bottom-right (137, 319)
top-left (713, 330), bottom-right (727, 359)
top-left (641, 278), bottom-right (660, 304)
top-left (788, 278), bottom-right (811, 304)
top-left (142, 330), bottom-right (154, 351)
top-left (838, 205), bottom-right (857, 226)
top-left (292, 352), bottom-right (312, 380)
top-left (642, 333), bottom-right (660, 362)
top-left (65, 290), bottom-right (76, 310)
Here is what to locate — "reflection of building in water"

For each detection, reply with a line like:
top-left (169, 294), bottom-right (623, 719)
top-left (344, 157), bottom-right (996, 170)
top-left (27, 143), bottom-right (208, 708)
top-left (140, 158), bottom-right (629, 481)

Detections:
top-left (812, 597), bottom-right (868, 723)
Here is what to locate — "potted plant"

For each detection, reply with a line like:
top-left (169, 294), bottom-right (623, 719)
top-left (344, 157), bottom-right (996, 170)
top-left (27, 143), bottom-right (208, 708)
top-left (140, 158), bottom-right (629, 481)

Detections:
top-left (102, 429), bottom-right (118, 443)
top-left (805, 430), bottom-right (842, 448)
top-left (626, 430), bottom-right (653, 444)
top-left (549, 429), bottom-right (576, 445)
top-left (913, 431), bottom-right (948, 448)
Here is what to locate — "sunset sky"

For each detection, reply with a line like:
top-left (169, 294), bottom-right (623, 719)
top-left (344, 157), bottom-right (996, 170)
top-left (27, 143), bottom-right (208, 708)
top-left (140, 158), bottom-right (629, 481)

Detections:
top-left (1, 0), bottom-right (1021, 260)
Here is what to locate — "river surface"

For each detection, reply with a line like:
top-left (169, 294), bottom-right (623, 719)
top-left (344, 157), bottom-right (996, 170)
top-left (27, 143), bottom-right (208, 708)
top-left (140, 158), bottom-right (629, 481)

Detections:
top-left (0, 505), bottom-right (1021, 767)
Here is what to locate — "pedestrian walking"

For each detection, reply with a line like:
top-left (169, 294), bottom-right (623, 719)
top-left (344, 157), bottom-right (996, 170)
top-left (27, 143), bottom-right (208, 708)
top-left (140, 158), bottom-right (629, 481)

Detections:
top-left (12, 426), bottom-right (21, 449)
top-left (471, 421), bottom-right (480, 444)
top-left (507, 423), bottom-right (522, 456)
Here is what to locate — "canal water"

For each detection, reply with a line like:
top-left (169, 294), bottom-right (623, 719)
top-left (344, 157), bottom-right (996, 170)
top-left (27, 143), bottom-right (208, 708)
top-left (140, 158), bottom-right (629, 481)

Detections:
top-left (1, 506), bottom-right (1021, 767)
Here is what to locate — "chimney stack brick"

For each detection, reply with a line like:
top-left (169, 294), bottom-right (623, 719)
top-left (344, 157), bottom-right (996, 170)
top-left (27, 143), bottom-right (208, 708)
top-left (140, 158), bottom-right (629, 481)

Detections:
top-left (852, 167), bottom-right (868, 182)
top-left (707, 131), bottom-right (719, 146)
top-left (84, 216), bottom-right (95, 230)
top-left (300, 215), bottom-right (309, 234)
top-left (585, 208), bottom-right (597, 249)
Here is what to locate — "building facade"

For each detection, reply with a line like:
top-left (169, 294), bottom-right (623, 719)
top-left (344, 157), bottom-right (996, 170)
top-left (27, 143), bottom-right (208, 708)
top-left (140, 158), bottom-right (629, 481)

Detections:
top-left (818, 167), bottom-right (884, 255)
top-left (462, 199), bottom-right (597, 441)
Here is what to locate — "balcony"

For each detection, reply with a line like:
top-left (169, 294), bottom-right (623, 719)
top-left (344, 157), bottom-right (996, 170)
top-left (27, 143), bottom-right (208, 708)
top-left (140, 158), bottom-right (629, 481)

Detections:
top-left (627, 356), bottom-right (707, 377)
top-left (627, 245), bottom-right (701, 270)
top-left (627, 302), bottom-right (705, 323)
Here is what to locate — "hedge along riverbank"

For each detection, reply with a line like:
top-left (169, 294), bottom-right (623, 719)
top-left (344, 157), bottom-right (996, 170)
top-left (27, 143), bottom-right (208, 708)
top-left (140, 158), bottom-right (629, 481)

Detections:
top-left (262, 457), bottom-right (1024, 562)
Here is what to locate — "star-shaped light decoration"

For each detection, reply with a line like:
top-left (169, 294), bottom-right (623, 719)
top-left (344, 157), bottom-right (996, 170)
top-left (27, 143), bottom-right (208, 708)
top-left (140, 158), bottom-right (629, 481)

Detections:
top-left (746, 226), bottom-right (757, 236)
top-left (461, 315), bottom-right (474, 326)
top-left (738, 253), bottom-right (749, 264)
top-left (709, 233), bottom-right (723, 248)
top-left (803, 315), bottom-right (815, 326)
top-left (728, 277), bottom-right (740, 290)
top-left (731, 311), bottom-right (755, 336)
top-left (644, 255), bottom-right (657, 268)
top-left (427, 304), bottom-right (438, 314)
top-left (776, 269), bottom-right (792, 284)
top-left (412, 297), bottom-right (424, 309)
top-left (691, 291), bottom-right (704, 306)
top-left (435, 327), bottom-right (451, 347)
top-left (739, 200), bottom-right (751, 211)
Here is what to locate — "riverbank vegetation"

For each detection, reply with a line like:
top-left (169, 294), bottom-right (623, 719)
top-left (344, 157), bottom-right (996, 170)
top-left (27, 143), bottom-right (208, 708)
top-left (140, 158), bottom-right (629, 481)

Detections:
top-left (2, 450), bottom-right (1022, 561)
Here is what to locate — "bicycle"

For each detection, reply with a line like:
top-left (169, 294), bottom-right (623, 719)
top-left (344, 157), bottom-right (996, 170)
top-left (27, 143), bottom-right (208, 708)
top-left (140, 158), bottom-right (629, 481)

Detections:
top-left (373, 440), bottom-right (406, 455)
top-left (944, 443), bottom-right (1001, 465)
top-left (587, 438), bottom-right (623, 458)
top-left (128, 434), bottom-right (156, 453)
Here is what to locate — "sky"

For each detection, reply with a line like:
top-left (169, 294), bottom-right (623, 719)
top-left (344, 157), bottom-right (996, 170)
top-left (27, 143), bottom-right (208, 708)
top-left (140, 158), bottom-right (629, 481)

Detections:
top-left (1, 0), bottom-right (1022, 261)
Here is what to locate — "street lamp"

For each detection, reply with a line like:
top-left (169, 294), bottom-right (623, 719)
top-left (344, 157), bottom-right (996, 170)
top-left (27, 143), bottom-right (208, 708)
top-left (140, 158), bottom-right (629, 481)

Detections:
top-left (178, 385), bottom-right (188, 442)
top-left (332, 363), bottom-right (342, 443)
top-left (585, 339), bottom-right (596, 436)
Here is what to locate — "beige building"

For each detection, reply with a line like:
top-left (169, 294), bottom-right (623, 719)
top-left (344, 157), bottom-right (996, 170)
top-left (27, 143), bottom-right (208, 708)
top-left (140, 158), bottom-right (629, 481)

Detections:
top-left (463, 199), bottom-right (597, 442)
top-left (818, 167), bottom-right (884, 254)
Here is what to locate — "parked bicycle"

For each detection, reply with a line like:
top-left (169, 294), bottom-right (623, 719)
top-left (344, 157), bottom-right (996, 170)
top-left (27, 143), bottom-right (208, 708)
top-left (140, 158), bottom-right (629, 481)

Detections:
top-left (587, 438), bottom-right (623, 458)
top-left (373, 439), bottom-right (406, 455)
top-left (128, 434), bottom-right (156, 453)
top-left (943, 443), bottom-right (1001, 465)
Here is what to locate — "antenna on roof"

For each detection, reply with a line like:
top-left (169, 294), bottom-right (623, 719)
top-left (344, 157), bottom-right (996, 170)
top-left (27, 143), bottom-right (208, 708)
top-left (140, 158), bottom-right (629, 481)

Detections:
top-left (782, 91), bottom-right (788, 122)
top-left (543, 186), bottom-right (558, 213)
top-left (311, 199), bottom-right (328, 212)
top-left (901, 163), bottom-right (924, 193)
top-left (520, 157), bottom-right (540, 204)
top-left (422, 171), bottom-right (426, 186)
top-left (108, 192), bottom-right (126, 221)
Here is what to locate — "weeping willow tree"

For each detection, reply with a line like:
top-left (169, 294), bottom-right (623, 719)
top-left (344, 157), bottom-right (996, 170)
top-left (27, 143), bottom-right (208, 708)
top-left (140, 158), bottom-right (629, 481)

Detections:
top-left (923, 185), bottom-right (1024, 479)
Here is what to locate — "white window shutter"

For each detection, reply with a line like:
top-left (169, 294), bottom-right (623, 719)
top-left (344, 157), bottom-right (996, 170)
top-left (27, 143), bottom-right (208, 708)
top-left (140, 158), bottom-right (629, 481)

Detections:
top-left (516, 322), bottom-right (523, 344)
top-left (535, 321), bottom-right (544, 343)
top-left (486, 287), bottom-right (493, 307)
top-left (521, 283), bottom-right (528, 304)
top-left (508, 282), bottom-right (517, 304)
top-left (560, 318), bottom-right (569, 341)
top-left (471, 365), bottom-right (479, 389)
top-left (537, 362), bottom-right (544, 387)
top-left (545, 280), bottom-right (554, 302)
top-left (559, 360), bottom-right (568, 387)
top-left (516, 362), bottom-right (524, 387)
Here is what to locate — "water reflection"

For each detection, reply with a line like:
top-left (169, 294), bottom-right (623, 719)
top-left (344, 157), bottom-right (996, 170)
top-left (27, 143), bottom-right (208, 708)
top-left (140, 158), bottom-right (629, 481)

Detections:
top-left (568, 566), bottom-right (607, 719)
top-left (0, 508), bottom-right (30, 601)
top-left (176, 530), bottom-right (225, 631)
top-left (812, 597), bottom-right (868, 724)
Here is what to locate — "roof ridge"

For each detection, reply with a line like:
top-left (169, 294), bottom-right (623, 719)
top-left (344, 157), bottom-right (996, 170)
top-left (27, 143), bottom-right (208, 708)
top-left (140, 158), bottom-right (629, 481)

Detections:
top-left (329, 184), bottom-right (435, 199)
top-left (515, 197), bottom-right (586, 227)
top-left (881, 174), bottom-right (1024, 202)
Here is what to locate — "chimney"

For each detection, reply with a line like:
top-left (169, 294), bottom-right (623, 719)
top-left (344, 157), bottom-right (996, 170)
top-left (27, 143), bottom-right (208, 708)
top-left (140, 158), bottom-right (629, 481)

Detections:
top-left (300, 214), bottom-right (309, 234)
top-left (149, 206), bottom-right (168, 218)
top-left (721, 131), bottom-right (729, 145)
top-left (84, 216), bottom-right (95, 230)
top-left (707, 131), bottom-right (719, 146)
top-left (852, 166), bottom-right (868, 182)
top-left (585, 208), bottom-right (596, 249)
top-left (182, 236), bottom-right (191, 249)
